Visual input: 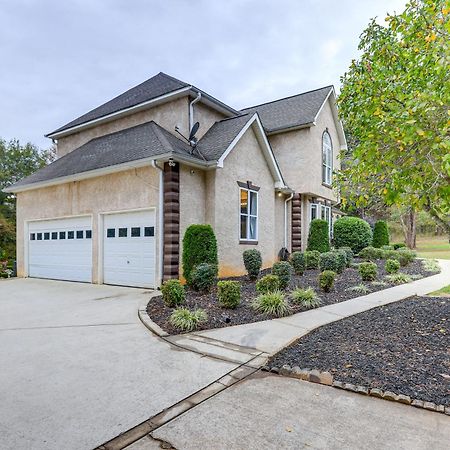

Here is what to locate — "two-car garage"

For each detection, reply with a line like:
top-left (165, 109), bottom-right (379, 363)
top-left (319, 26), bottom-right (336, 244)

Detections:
top-left (27, 209), bottom-right (156, 288)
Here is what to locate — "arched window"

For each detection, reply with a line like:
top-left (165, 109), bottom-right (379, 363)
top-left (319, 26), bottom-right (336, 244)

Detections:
top-left (322, 131), bottom-right (333, 185)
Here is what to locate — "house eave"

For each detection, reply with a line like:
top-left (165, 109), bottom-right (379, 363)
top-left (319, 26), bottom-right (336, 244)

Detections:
top-left (265, 122), bottom-right (315, 136)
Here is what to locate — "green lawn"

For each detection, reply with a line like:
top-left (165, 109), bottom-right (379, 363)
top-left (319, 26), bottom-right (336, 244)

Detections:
top-left (429, 285), bottom-right (450, 297)
top-left (415, 236), bottom-right (450, 260)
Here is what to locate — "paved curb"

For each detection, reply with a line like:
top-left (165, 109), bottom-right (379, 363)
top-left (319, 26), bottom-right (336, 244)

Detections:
top-left (262, 364), bottom-right (450, 416)
top-left (138, 296), bottom-right (169, 337)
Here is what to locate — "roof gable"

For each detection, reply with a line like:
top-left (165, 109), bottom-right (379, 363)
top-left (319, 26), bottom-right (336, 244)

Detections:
top-left (242, 86), bottom-right (333, 134)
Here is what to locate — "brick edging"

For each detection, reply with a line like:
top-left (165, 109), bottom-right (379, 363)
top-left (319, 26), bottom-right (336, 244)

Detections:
top-left (262, 364), bottom-right (450, 416)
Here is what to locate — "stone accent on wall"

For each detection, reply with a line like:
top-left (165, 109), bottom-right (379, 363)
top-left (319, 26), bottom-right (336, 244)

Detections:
top-left (291, 193), bottom-right (302, 252)
top-left (163, 162), bottom-right (180, 281)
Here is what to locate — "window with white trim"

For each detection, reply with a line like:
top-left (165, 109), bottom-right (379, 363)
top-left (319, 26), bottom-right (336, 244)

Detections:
top-left (322, 131), bottom-right (333, 185)
top-left (310, 203), bottom-right (332, 235)
top-left (240, 188), bottom-right (258, 241)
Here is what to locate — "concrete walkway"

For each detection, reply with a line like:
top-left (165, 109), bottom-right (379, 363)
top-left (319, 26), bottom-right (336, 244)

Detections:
top-left (0, 279), bottom-right (242, 450)
top-left (147, 374), bottom-right (450, 450)
top-left (186, 259), bottom-right (450, 355)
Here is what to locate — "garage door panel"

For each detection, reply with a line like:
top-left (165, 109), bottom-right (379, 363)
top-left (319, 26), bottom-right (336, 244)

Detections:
top-left (28, 217), bottom-right (92, 283)
top-left (103, 210), bottom-right (156, 288)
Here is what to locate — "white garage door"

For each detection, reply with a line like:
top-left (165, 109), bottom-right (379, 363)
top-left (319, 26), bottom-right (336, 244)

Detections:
top-left (103, 210), bottom-right (156, 288)
top-left (28, 216), bottom-right (93, 282)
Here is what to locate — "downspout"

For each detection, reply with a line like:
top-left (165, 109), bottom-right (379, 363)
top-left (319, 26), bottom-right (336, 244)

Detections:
top-left (189, 91), bottom-right (202, 130)
top-left (284, 192), bottom-right (294, 249)
top-left (152, 160), bottom-right (164, 287)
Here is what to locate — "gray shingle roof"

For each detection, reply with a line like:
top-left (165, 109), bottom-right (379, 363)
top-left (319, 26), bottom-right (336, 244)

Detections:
top-left (47, 73), bottom-right (189, 136)
top-left (196, 114), bottom-right (252, 161)
top-left (242, 86), bottom-right (333, 133)
top-left (12, 121), bottom-right (194, 189)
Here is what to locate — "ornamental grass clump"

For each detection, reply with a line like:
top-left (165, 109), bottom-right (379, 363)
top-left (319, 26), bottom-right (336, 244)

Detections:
top-left (318, 270), bottom-right (336, 292)
top-left (290, 251), bottom-right (306, 275)
top-left (256, 274), bottom-right (280, 294)
top-left (386, 272), bottom-right (412, 284)
top-left (290, 287), bottom-right (321, 308)
top-left (305, 250), bottom-right (320, 269)
top-left (252, 291), bottom-right (290, 317)
top-left (272, 261), bottom-right (293, 289)
top-left (242, 249), bottom-right (262, 280)
top-left (217, 280), bottom-right (241, 309)
top-left (385, 258), bottom-right (400, 274)
top-left (358, 262), bottom-right (378, 281)
top-left (346, 284), bottom-right (370, 294)
top-left (161, 279), bottom-right (185, 307)
top-left (169, 308), bottom-right (208, 332)
top-left (422, 259), bottom-right (440, 272)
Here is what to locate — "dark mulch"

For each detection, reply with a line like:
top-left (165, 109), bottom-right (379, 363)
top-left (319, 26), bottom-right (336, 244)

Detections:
top-left (269, 295), bottom-right (450, 406)
top-left (147, 258), bottom-right (437, 335)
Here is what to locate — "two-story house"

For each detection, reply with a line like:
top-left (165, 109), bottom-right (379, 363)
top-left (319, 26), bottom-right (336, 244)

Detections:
top-left (6, 72), bottom-right (347, 288)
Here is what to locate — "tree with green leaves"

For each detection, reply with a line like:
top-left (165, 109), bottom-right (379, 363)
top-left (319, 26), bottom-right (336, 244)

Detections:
top-left (0, 139), bottom-right (55, 258)
top-left (338, 0), bottom-right (450, 245)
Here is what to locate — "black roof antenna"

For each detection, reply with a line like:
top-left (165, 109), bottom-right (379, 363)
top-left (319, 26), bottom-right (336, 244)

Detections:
top-left (175, 122), bottom-right (202, 156)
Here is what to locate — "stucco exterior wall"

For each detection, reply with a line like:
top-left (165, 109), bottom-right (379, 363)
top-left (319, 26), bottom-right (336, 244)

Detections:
top-left (193, 103), bottom-right (227, 139)
top-left (56, 97), bottom-right (190, 157)
top-left (268, 98), bottom-right (341, 201)
top-left (16, 166), bottom-right (160, 283)
top-left (208, 125), bottom-right (284, 277)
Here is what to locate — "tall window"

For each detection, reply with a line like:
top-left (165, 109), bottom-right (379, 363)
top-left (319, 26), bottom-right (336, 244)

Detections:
top-left (322, 131), bottom-right (333, 185)
top-left (240, 188), bottom-right (258, 241)
top-left (310, 203), bottom-right (332, 235)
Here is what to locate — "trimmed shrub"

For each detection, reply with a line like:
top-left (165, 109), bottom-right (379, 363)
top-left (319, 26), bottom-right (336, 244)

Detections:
top-left (339, 246), bottom-right (354, 267)
top-left (161, 279), bottom-right (185, 307)
top-left (305, 250), bottom-right (320, 269)
top-left (334, 249), bottom-right (348, 273)
top-left (359, 246), bottom-right (384, 261)
top-left (307, 219), bottom-right (330, 253)
top-left (319, 251), bottom-right (340, 272)
top-left (169, 307), bottom-right (208, 332)
top-left (217, 280), bottom-right (241, 309)
top-left (290, 287), bottom-right (321, 308)
top-left (252, 291), bottom-right (290, 317)
top-left (242, 249), bottom-right (262, 280)
top-left (381, 245), bottom-right (394, 251)
top-left (319, 270), bottom-right (336, 292)
top-left (385, 258), bottom-right (400, 274)
top-left (272, 261), bottom-right (293, 290)
top-left (372, 220), bottom-right (389, 248)
top-left (393, 242), bottom-right (406, 250)
top-left (396, 248), bottom-right (416, 266)
top-left (358, 262), bottom-right (378, 281)
top-left (333, 216), bottom-right (372, 253)
top-left (182, 225), bottom-right (218, 284)
top-left (290, 251), bottom-right (306, 275)
top-left (190, 263), bottom-right (217, 292)
top-left (256, 274), bottom-right (280, 294)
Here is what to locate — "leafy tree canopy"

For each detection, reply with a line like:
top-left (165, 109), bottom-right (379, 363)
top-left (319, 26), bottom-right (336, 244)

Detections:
top-left (338, 0), bottom-right (450, 235)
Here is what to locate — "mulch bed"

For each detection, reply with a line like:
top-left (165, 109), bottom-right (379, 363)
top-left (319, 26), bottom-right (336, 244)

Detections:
top-left (147, 258), bottom-right (437, 335)
top-left (269, 295), bottom-right (450, 406)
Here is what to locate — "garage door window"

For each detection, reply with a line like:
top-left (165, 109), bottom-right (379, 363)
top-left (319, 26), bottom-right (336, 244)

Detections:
top-left (144, 226), bottom-right (154, 237)
top-left (118, 228), bottom-right (128, 237)
top-left (59, 231), bottom-right (66, 239)
top-left (68, 231), bottom-right (75, 239)
top-left (86, 230), bottom-right (92, 239)
top-left (51, 232), bottom-right (58, 240)
top-left (37, 233), bottom-right (42, 240)
top-left (44, 232), bottom-right (50, 240)
top-left (30, 233), bottom-right (35, 240)
top-left (131, 227), bottom-right (141, 237)
top-left (107, 228), bottom-right (115, 238)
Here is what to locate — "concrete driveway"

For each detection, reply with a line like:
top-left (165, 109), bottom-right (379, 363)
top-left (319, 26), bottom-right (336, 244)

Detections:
top-left (0, 278), bottom-right (237, 450)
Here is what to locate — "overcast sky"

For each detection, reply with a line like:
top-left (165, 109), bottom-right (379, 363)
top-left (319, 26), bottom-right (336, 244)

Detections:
top-left (1, 0), bottom-right (406, 149)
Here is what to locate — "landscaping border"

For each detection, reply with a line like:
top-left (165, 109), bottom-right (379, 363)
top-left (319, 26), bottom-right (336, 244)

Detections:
top-left (261, 364), bottom-right (450, 416)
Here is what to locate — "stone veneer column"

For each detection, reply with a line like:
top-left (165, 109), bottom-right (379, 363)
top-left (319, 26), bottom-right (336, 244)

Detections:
top-left (291, 193), bottom-right (302, 252)
top-left (163, 162), bottom-right (180, 281)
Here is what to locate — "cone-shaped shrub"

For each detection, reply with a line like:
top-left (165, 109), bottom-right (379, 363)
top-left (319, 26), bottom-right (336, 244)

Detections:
top-left (372, 220), bottom-right (390, 248)
top-left (307, 219), bottom-right (330, 253)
